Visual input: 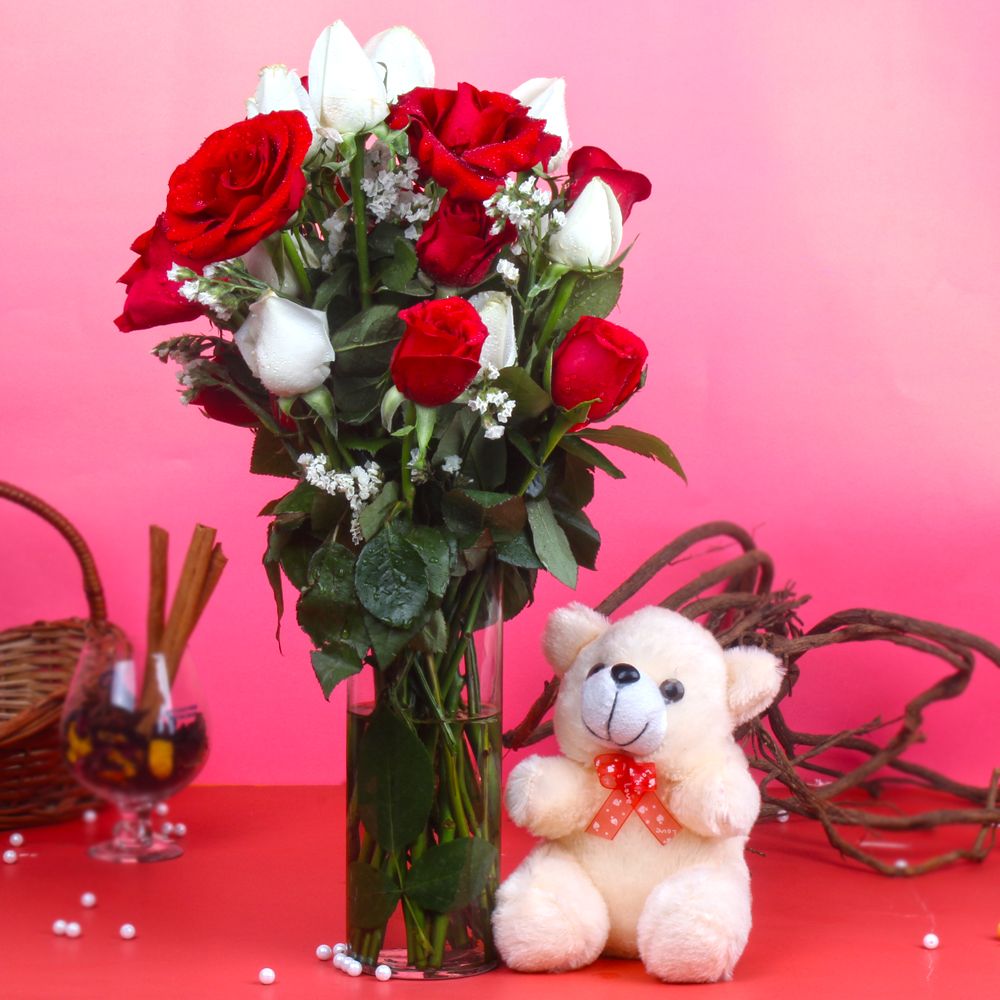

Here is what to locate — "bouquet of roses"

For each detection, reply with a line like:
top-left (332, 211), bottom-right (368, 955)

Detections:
top-left (117, 19), bottom-right (681, 974)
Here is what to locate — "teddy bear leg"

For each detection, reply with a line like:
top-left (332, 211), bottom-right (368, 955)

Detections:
top-left (493, 843), bottom-right (610, 972)
top-left (636, 864), bottom-right (751, 983)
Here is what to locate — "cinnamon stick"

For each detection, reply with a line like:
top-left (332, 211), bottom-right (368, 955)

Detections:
top-left (146, 526), bottom-right (169, 661)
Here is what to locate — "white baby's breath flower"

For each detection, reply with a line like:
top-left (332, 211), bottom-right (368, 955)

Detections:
top-left (442, 454), bottom-right (462, 474)
top-left (298, 455), bottom-right (383, 543)
top-left (496, 259), bottom-right (520, 285)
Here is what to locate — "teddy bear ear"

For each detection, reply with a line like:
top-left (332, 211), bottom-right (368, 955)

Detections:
top-left (723, 646), bottom-right (786, 726)
top-left (542, 602), bottom-right (610, 676)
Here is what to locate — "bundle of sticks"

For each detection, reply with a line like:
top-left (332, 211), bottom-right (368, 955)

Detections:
top-left (138, 524), bottom-right (226, 721)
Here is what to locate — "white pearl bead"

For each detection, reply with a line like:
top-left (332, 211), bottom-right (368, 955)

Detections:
top-left (3, 849), bottom-right (18, 864)
top-left (154, 802), bottom-right (169, 817)
top-left (923, 933), bottom-right (939, 950)
top-left (65, 921), bottom-right (82, 938)
top-left (258, 967), bottom-right (276, 985)
top-left (315, 944), bottom-right (333, 961)
top-left (333, 942), bottom-right (349, 955)
top-left (347, 960), bottom-right (363, 977)
top-left (375, 964), bottom-right (392, 981)
top-left (52, 919), bottom-right (68, 936)
top-left (173, 822), bottom-right (187, 838)
top-left (894, 859), bottom-right (908, 870)
top-left (333, 954), bottom-right (349, 970)
top-left (82, 809), bottom-right (99, 824)
top-left (80, 892), bottom-right (97, 908)
top-left (8, 832), bottom-right (24, 847)
top-left (776, 809), bottom-right (790, 823)
top-left (161, 821), bottom-right (175, 836)
top-left (119, 923), bottom-right (137, 940)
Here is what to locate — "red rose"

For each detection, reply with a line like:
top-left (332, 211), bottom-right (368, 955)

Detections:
top-left (115, 215), bottom-right (204, 332)
top-left (416, 196), bottom-right (516, 287)
top-left (189, 386), bottom-right (258, 427)
top-left (551, 316), bottom-right (648, 424)
top-left (164, 110), bottom-right (312, 264)
top-left (390, 298), bottom-right (488, 406)
top-left (389, 83), bottom-right (561, 201)
top-left (567, 147), bottom-right (652, 222)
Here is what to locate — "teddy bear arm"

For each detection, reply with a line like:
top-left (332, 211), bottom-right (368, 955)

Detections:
top-left (668, 753), bottom-right (761, 839)
top-left (506, 756), bottom-right (604, 839)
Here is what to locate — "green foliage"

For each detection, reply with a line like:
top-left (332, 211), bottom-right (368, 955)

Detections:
top-left (576, 425), bottom-right (686, 481)
top-left (405, 838), bottom-right (498, 913)
top-left (355, 523), bottom-right (429, 628)
top-left (526, 498), bottom-right (578, 588)
top-left (349, 861), bottom-right (401, 929)
top-left (332, 305), bottom-right (402, 377)
top-left (250, 428), bottom-right (299, 479)
top-left (554, 268), bottom-right (624, 335)
top-left (310, 645), bottom-right (363, 699)
top-left (356, 707), bottom-right (435, 854)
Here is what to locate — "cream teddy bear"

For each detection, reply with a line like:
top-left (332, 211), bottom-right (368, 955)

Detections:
top-left (493, 603), bottom-right (784, 983)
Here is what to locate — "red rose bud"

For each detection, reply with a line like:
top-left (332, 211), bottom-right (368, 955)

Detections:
top-left (551, 316), bottom-right (648, 424)
top-left (391, 298), bottom-right (488, 407)
top-left (416, 197), bottom-right (516, 287)
top-left (567, 146), bottom-right (652, 222)
top-left (164, 110), bottom-right (313, 264)
top-left (389, 83), bottom-right (561, 201)
top-left (189, 386), bottom-right (258, 427)
top-left (115, 214), bottom-right (204, 333)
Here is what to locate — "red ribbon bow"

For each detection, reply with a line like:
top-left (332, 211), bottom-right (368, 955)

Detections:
top-left (588, 753), bottom-right (681, 846)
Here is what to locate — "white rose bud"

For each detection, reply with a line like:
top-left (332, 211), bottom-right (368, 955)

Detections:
top-left (246, 65), bottom-right (320, 155)
top-left (510, 77), bottom-right (570, 173)
top-left (547, 177), bottom-right (623, 269)
top-left (235, 292), bottom-right (334, 398)
top-left (468, 291), bottom-right (517, 373)
top-left (308, 20), bottom-right (389, 139)
top-left (364, 26), bottom-right (435, 104)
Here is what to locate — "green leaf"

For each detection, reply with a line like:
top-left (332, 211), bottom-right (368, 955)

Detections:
top-left (496, 532), bottom-right (543, 570)
top-left (313, 267), bottom-right (353, 311)
top-left (377, 237), bottom-right (418, 292)
top-left (250, 428), bottom-right (299, 478)
top-left (404, 526), bottom-right (453, 597)
top-left (576, 426), bottom-right (686, 481)
top-left (364, 611), bottom-right (421, 668)
top-left (558, 436), bottom-right (626, 479)
top-left (494, 367), bottom-right (551, 419)
top-left (358, 481), bottom-right (400, 541)
top-left (332, 305), bottom-right (402, 377)
top-left (349, 860), bottom-right (401, 929)
top-left (555, 268), bottom-right (624, 335)
top-left (272, 481), bottom-right (320, 515)
top-left (557, 450), bottom-right (596, 508)
top-left (367, 222), bottom-right (407, 258)
top-left (357, 707), bottom-right (435, 853)
top-left (441, 491), bottom-right (527, 546)
top-left (501, 564), bottom-right (537, 621)
top-left (307, 543), bottom-right (358, 602)
top-left (553, 505), bottom-right (601, 571)
top-left (405, 838), bottom-right (499, 913)
top-left (527, 498), bottom-right (578, 588)
top-left (310, 644), bottom-right (363, 699)
top-left (332, 372), bottom-right (386, 425)
top-left (355, 524), bottom-right (429, 627)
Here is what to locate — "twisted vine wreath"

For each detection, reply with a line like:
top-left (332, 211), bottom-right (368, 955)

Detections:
top-left (503, 522), bottom-right (1000, 876)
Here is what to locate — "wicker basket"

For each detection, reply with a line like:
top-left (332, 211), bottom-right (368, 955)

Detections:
top-left (0, 482), bottom-right (120, 829)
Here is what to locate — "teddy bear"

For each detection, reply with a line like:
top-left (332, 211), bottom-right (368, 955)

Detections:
top-left (492, 602), bottom-right (784, 983)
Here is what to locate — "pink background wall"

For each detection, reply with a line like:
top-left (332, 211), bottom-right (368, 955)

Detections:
top-left (2, 1), bottom-right (997, 786)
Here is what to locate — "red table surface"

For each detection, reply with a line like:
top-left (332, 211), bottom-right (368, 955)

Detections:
top-left (1, 785), bottom-right (997, 999)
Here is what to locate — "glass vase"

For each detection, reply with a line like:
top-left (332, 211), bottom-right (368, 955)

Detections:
top-left (345, 558), bottom-right (502, 978)
top-left (60, 622), bottom-right (209, 862)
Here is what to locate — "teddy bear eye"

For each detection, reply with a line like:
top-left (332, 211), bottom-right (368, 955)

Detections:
top-left (660, 679), bottom-right (685, 703)
top-left (586, 663), bottom-right (606, 678)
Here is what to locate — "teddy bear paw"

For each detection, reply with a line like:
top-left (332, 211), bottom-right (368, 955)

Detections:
top-left (637, 866), bottom-right (751, 983)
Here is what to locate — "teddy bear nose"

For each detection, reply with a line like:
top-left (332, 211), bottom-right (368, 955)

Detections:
top-left (610, 663), bottom-right (641, 687)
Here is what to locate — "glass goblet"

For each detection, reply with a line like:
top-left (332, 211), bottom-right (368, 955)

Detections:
top-left (60, 623), bottom-right (209, 862)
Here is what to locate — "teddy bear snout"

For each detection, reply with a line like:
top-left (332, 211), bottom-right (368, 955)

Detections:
top-left (581, 665), bottom-right (668, 757)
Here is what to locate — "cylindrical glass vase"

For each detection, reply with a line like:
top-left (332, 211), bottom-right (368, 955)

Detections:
top-left (346, 559), bottom-right (502, 979)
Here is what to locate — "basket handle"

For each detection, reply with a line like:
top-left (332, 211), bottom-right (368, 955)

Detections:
top-left (0, 481), bottom-right (107, 624)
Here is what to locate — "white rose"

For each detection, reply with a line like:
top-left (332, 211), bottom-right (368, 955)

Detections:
top-left (468, 291), bottom-right (517, 373)
top-left (308, 21), bottom-right (389, 139)
top-left (235, 293), bottom-right (334, 398)
top-left (364, 26), bottom-right (435, 104)
top-left (510, 77), bottom-right (570, 173)
top-left (246, 65), bottom-right (320, 156)
top-left (547, 178), bottom-right (622, 269)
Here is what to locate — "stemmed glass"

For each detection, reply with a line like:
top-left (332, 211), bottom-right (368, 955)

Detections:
top-left (61, 623), bottom-right (209, 862)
